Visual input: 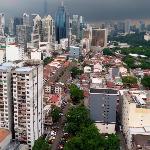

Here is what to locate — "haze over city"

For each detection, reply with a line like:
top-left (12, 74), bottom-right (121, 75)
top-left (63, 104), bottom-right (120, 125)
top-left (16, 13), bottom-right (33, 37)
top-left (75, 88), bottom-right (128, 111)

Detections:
top-left (0, 0), bottom-right (150, 150)
top-left (1, 0), bottom-right (150, 22)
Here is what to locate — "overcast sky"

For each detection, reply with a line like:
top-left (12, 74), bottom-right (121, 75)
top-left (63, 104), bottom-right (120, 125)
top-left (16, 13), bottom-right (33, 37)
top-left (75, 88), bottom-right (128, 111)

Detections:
top-left (1, 0), bottom-right (150, 22)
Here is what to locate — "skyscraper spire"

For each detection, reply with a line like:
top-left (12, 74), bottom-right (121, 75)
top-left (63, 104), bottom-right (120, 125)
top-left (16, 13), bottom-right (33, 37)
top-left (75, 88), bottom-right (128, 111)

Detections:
top-left (61, 0), bottom-right (64, 7)
top-left (44, 0), bottom-right (48, 16)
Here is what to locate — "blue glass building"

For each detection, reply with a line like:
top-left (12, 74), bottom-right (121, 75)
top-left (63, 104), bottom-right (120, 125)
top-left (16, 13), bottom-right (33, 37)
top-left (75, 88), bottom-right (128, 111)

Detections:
top-left (55, 3), bottom-right (67, 43)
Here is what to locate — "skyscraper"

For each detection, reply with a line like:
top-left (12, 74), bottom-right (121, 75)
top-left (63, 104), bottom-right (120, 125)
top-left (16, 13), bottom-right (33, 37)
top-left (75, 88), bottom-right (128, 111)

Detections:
top-left (8, 18), bottom-right (14, 35)
top-left (91, 28), bottom-right (108, 48)
top-left (0, 13), bottom-right (5, 36)
top-left (14, 17), bottom-right (23, 35)
top-left (42, 15), bottom-right (54, 43)
top-left (31, 15), bottom-right (42, 48)
top-left (55, 1), bottom-right (67, 43)
top-left (16, 25), bottom-right (32, 50)
top-left (23, 13), bottom-right (30, 26)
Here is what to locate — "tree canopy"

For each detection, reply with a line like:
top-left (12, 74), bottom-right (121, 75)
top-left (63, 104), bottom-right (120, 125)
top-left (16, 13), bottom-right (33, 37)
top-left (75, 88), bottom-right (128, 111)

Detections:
top-left (65, 105), bottom-right (91, 135)
top-left (70, 67), bottom-right (83, 79)
top-left (105, 134), bottom-right (120, 150)
top-left (64, 124), bottom-right (105, 150)
top-left (69, 84), bottom-right (84, 104)
top-left (141, 76), bottom-right (150, 89)
top-left (109, 32), bottom-right (150, 47)
top-left (51, 105), bottom-right (61, 123)
top-left (64, 106), bottom-right (120, 150)
top-left (103, 48), bottom-right (114, 56)
top-left (43, 57), bottom-right (53, 66)
top-left (32, 136), bottom-right (50, 150)
top-left (122, 76), bottom-right (137, 87)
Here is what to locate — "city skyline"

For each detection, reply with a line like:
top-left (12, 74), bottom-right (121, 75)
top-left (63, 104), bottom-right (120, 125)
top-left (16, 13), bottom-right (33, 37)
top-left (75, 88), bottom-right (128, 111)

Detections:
top-left (1, 0), bottom-right (150, 22)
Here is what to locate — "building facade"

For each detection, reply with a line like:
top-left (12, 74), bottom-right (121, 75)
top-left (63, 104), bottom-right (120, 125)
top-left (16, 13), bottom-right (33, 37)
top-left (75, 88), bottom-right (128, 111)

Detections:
top-left (90, 88), bottom-right (118, 134)
top-left (55, 3), bottom-right (67, 43)
top-left (13, 61), bottom-right (43, 149)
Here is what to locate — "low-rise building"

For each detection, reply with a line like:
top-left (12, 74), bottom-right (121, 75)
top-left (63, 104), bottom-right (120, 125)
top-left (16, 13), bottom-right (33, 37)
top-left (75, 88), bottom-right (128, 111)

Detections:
top-left (0, 128), bottom-right (12, 150)
top-left (69, 46), bottom-right (80, 59)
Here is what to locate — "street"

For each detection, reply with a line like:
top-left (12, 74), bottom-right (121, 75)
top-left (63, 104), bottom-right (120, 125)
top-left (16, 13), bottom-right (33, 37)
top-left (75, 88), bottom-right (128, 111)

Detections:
top-left (51, 103), bottom-right (70, 150)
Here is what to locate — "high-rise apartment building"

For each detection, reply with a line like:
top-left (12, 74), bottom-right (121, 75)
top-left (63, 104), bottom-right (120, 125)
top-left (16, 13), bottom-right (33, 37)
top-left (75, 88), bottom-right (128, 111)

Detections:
top-left (13, 61), bottom-right (43, 149)
top-left (55, 2), bottom-right (67, 43)
top-left (0, 65), bottom-right (13, 131)
top-left (31, 15), bottom-right (54, 48)
top-left (91, 28), bottom-right (107, 48)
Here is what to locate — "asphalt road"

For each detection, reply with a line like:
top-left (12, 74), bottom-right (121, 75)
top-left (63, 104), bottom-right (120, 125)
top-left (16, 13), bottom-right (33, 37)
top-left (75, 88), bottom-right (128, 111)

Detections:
top-left (51, 103), bottom-right (70, 150)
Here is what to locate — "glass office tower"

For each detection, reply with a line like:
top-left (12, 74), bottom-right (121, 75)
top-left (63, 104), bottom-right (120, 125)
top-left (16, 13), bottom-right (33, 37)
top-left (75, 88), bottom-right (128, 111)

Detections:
top-left (55, 3), bottom-right (67, 43)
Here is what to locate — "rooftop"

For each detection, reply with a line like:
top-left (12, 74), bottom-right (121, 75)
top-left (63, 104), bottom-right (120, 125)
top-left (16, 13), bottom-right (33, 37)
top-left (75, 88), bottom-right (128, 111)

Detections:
top-left (0, 128), bottom-right (11, 143)
top-left (15, 67), bottom-right (33, 73)
top-left (133, 134), bottom-right (150, 149)
top-left (123, 91), bottom-right (150, 109)
top-left (90, 88), bottom-right (118, 94)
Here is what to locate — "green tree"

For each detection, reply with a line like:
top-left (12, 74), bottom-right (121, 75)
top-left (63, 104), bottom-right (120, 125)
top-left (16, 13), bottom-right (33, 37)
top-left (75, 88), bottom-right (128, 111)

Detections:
top-left (141, 76), bottom-right (150, 89)
top-left (103, 48), bottom-right (113, 56)
top-left (69, 84), bottom-right (84, 104)
top-left (65, 106), bottom-right (91, 135)
top-left (123, 56), bottom-right (135, 68)
top-left (122, 76), bottom-right (137, 87)
top-left (43, 57), bottom-right (53, 65)
top-left (70, 67), bottom-right (83, 79)
top-left (64, 124), bottom-right (105, 150)
top-left (32, 137), bottom-right (50, 150)
top-left (105, 134), bottom-right (120, 150)
top-left (51, 105), bottom-right (61, 123)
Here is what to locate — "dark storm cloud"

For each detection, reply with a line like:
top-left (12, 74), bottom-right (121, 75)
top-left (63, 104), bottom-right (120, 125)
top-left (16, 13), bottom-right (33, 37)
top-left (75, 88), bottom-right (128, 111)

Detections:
top-left (1, 0), bottom-right (150, 22)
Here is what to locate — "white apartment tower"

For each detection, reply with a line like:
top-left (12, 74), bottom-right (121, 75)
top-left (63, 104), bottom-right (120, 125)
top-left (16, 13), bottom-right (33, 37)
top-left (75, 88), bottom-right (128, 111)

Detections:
top-left (0, 65), bottom-right (13, 131)
top-left (13, 61), bottom-right (43, 149)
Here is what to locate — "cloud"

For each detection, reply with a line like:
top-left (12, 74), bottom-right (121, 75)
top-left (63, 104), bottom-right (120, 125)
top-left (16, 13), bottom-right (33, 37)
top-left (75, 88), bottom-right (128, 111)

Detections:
top-left (0, 0), bottom-right (150, 22)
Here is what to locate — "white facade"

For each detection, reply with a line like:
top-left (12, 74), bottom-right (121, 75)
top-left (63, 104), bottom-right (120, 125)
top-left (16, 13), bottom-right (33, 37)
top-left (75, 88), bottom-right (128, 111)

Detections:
top-left (60, 38), bottom-right (68, 50)
top-left (84, 66), bottom-right (92, 73)
top-left (0, 66), bottom-right (13, 130)
top-left (0, 48), bottom-right (5, 64)
top-left (31, 50), bottom-right (42, 60)
top-left (95, 123), bottom-right (116, 134)
top-left (6, 45), bottom-right (24, 62)
top-left (93, 63), bottom-right (102, 73)
top-left (13, 63), bottom-right (43, 149)
top-left (144, 34), bottom-right (150, 41)
top-left (121, 91), bottom-right (150, 149)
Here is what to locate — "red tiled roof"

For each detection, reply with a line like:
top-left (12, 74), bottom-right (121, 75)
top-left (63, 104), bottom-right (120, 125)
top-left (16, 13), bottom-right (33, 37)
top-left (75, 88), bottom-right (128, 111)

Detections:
top-left (49, 94), bottom-right (60, 103)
